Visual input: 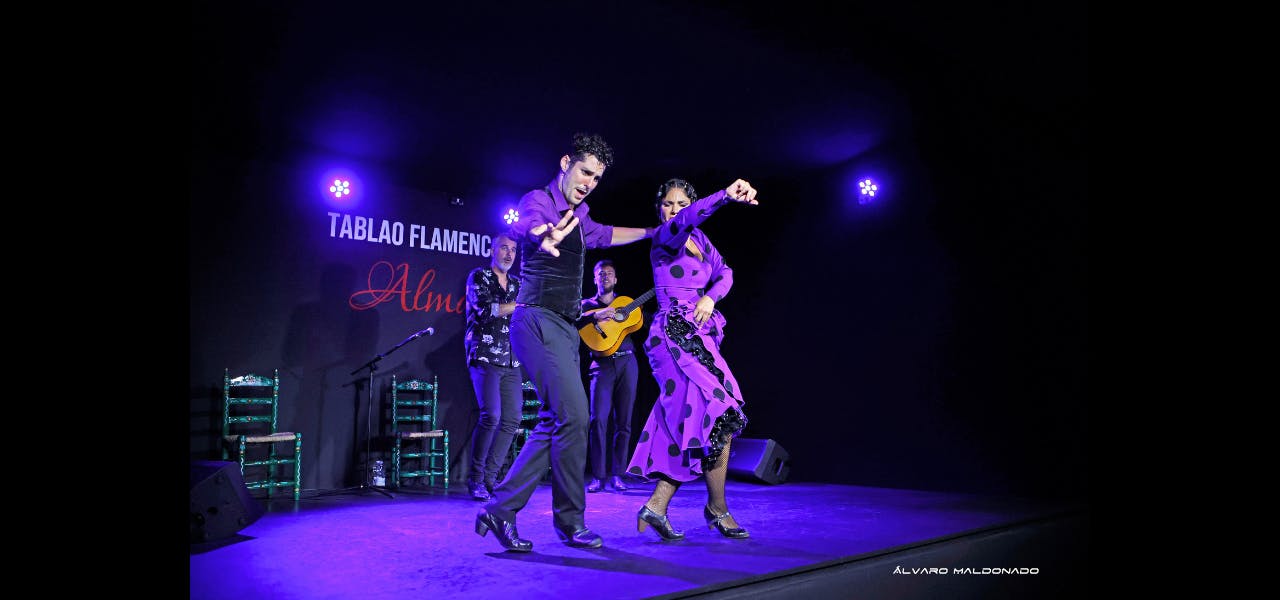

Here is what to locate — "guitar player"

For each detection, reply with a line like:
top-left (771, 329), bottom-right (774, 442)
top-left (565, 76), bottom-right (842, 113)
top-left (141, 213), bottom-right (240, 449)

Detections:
top-left (579, 259), bottom-right (640, 493)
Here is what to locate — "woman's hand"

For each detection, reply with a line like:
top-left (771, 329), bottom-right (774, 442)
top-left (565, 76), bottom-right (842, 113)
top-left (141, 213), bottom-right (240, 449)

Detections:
top-left (723, 179), bottom-right (759, 205)
top-left (693, 295), bottom-right (716, 326)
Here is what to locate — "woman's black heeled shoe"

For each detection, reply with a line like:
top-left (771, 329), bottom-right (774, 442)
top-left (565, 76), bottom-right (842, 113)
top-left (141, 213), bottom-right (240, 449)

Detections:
top-left (637, 506), bottom-right (685, 541)
top-left (704, 505), bottom-right (749, 539)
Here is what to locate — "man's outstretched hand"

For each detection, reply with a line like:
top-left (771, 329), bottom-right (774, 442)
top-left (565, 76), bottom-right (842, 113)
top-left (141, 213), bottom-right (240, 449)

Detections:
top-left (529, 210), bottom-right (580, 257)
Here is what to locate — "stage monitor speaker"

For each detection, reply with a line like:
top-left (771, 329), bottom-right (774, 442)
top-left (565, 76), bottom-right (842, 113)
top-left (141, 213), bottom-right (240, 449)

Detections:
top-left (727, 438), bottom-right (790, 484)
top-left (190, 460), bottom-right (265, 543)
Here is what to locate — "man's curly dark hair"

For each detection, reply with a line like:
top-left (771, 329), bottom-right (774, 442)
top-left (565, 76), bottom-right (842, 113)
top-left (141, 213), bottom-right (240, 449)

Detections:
top-left (570, 132), bottom-right (615, 168)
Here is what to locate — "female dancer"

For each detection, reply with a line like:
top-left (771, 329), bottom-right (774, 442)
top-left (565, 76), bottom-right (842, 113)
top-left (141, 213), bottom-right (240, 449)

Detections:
top-left (626, 177), bottom-right (758, 541)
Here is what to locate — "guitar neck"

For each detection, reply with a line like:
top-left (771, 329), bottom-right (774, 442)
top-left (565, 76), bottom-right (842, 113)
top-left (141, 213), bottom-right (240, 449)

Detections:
top-left (622, 289), bottom-right (656, 312)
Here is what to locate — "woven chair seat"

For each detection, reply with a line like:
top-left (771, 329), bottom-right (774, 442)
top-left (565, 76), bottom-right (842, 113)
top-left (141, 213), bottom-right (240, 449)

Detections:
top-left (226, 431), bottom-right (298, 444)
top-left (399, 430), bottom-right (445, 439)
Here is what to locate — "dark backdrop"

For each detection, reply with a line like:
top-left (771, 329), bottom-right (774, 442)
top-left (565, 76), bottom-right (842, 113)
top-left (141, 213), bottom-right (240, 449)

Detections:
top-left (190, 1), bottom-right (1087, 499)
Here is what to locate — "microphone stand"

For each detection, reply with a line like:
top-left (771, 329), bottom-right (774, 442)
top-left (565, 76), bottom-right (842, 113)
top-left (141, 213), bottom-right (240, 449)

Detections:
top-left (323, 326), bottom-right (435, 500)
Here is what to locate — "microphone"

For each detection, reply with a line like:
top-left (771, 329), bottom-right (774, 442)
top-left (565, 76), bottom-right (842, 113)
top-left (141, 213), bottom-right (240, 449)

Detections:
top-left (414, 327), bottom-right (435, 338)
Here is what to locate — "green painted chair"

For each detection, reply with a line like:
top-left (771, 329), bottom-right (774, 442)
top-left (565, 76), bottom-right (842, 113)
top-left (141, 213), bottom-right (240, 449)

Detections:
top-left (390, 374), bottom-right (449, 489)
top-left (221, 368), bottom-right (302, 501)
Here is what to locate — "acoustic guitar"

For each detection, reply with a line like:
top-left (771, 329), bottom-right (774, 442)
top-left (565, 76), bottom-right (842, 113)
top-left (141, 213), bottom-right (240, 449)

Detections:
top-left (578, 289), bottom-right (656, 356)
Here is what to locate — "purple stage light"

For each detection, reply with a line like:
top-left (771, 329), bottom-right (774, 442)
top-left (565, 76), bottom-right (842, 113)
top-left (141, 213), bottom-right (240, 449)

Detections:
top-left (503, 208), bottom-right (519, 224)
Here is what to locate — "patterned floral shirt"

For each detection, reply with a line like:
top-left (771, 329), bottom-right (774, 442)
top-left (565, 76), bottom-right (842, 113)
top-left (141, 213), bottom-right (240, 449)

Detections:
top-left (464, 267), bottom-right (521, 368)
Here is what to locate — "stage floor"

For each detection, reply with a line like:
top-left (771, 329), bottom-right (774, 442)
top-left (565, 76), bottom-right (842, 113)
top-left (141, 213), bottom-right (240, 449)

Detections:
top-left (190, 479), bottom-right (1086, 599)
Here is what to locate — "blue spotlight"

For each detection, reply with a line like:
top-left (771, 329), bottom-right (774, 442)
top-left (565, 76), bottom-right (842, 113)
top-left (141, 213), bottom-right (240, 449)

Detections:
top-left (329, 179), bottom-right (351, 198)
top-left (319, 168), bottom-right (361, 208)
top-left (503, 208), bottom-right (520, 224)
top-left (857, 178), bottom-right (878, 204)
